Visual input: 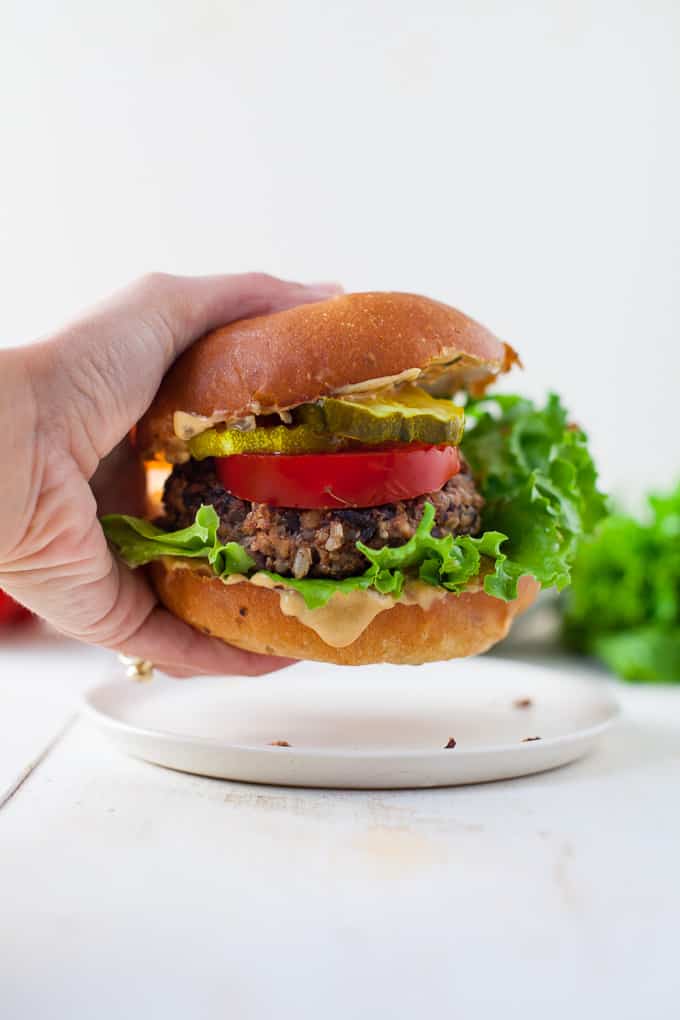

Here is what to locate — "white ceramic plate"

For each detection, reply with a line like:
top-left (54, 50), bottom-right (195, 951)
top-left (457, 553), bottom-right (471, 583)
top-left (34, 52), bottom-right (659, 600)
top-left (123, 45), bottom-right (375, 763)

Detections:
top-left (82, 658), bottom-right (619, 789)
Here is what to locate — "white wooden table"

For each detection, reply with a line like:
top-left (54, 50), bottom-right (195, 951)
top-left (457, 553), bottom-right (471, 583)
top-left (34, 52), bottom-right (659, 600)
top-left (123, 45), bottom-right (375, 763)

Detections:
top-left (1, 627), bottom-right (679, 1019)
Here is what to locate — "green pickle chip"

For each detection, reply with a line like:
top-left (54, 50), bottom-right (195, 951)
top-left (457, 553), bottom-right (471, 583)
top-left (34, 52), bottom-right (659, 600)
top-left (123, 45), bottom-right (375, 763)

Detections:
top-left (318, 386), bottom-right (464, 445)
top-left (189, 424), bottom-right (334, 458)
top-left (188, 385), bottom-right (464, 459)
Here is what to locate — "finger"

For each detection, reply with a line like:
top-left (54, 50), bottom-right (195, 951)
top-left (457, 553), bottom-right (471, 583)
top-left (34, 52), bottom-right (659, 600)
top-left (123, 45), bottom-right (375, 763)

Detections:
top-left (35, 273), bottom-right (343, 468)
top-left (125, 272), bottom-right (344, 361)
top-left (115, 605), bottom-right (296, 678)
top-left (78, 553), bottom-right (295, 677)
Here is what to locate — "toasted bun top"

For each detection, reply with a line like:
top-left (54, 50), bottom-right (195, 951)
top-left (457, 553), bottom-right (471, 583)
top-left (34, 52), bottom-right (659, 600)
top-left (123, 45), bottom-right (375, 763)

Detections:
top-left (138, 291), bottom-right (518, 460)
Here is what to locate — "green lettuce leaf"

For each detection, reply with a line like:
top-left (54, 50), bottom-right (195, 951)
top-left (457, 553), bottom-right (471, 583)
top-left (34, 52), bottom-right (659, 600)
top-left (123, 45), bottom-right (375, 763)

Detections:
top-left (100, 392), bottom-right (605, 611)
top-left (594, 629), bottom-right (680, 684)
top-left (356, 503), bottom-right (507, 597)
top-left (260, 572), bottom-right (376, 611)
top-left (100, 505), bottom-right (256, 578)
top-left (461, 393), bottom-right (607, 600)
top-left (563, 480), bottom-right (680, 682)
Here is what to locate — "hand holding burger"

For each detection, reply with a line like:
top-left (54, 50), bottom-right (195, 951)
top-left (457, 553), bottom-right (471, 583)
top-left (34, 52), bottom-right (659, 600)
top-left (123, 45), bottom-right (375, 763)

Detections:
top-left (0, 273), bottom-right (340, 675)
top-left (103, 287), bottom-right (606, 666)
top-left (1, 273), bottom-right (605, 673)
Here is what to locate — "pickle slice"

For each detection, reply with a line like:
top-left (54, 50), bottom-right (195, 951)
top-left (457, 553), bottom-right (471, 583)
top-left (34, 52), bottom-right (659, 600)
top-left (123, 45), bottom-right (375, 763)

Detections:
top-left (189, 386), bottom-right (465, 459)
top-left (317, 385), bottom-right (465, 445)
top-left (189, 423), bottom-right (335, 460)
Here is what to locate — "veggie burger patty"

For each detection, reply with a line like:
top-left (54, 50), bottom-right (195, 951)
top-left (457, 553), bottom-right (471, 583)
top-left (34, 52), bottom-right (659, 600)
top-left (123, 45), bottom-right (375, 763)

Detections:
top-left (162, 457), bottom-right (484, 580)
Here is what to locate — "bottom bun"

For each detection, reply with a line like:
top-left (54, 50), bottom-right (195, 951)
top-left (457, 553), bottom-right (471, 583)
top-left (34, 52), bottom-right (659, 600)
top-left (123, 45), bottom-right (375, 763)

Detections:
top-left (151, 560), bottom-right (539, 666)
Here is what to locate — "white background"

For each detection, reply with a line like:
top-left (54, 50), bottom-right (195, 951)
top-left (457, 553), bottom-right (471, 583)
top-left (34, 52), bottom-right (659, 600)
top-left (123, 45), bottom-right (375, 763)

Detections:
top-left (2, 1), bottom-right (679, 500)
top-left (3, 9), bottom-right (680, 1016)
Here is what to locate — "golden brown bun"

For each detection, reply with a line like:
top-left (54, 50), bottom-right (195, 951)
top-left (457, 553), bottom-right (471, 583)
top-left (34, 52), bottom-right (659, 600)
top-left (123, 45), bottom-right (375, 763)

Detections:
top-left (138, 291), bottom-right (518, 460)
top-left (150, 560), bottom-right (538, 667)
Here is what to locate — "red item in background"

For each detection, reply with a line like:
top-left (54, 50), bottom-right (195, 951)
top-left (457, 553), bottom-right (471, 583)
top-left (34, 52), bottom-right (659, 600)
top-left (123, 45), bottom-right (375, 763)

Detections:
top-left (0, 589), bottom-right (33, 626)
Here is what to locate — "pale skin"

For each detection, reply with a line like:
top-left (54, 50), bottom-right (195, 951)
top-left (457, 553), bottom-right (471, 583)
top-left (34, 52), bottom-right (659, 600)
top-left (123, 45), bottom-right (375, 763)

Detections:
top-left (0, 273), bottom-right (342, 677)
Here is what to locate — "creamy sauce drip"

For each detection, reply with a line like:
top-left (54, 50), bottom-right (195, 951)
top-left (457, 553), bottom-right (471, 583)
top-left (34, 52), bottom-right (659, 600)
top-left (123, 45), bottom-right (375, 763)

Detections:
top-left (333, 368), bottom-right (422, 395)
top-left (173, 410), bottom-right (255, 441)
top-left (224, 572), bottom-right (451, 647)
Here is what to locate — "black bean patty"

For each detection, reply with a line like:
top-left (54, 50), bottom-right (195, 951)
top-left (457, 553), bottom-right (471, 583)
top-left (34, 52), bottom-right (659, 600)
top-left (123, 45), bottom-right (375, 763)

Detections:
top-left (162, 457), bottom-right (484, 579)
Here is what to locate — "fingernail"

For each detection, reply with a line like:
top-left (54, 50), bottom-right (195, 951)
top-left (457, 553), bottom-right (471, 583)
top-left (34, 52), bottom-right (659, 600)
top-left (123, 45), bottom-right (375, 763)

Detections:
top-left (302, 281), bottom-right (344, 297)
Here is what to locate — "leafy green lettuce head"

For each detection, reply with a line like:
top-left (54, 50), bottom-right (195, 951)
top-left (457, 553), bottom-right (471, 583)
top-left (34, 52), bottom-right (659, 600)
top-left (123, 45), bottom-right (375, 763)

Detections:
top-left (101, 393), bottom-right (606, 611)
top-left (563, 481), bottom-right (680, 683)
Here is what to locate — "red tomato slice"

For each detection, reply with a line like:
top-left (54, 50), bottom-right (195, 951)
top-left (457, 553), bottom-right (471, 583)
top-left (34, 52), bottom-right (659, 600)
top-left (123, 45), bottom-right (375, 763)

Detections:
top-left (215, 445), bottom-right (460, 508)
top-left (0, 589), bottom-right (33, 626)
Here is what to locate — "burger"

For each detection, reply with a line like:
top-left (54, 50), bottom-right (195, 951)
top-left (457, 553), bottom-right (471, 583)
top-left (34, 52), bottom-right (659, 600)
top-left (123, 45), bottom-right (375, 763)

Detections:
top-left (102, 292), bottom-right (605, 666)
